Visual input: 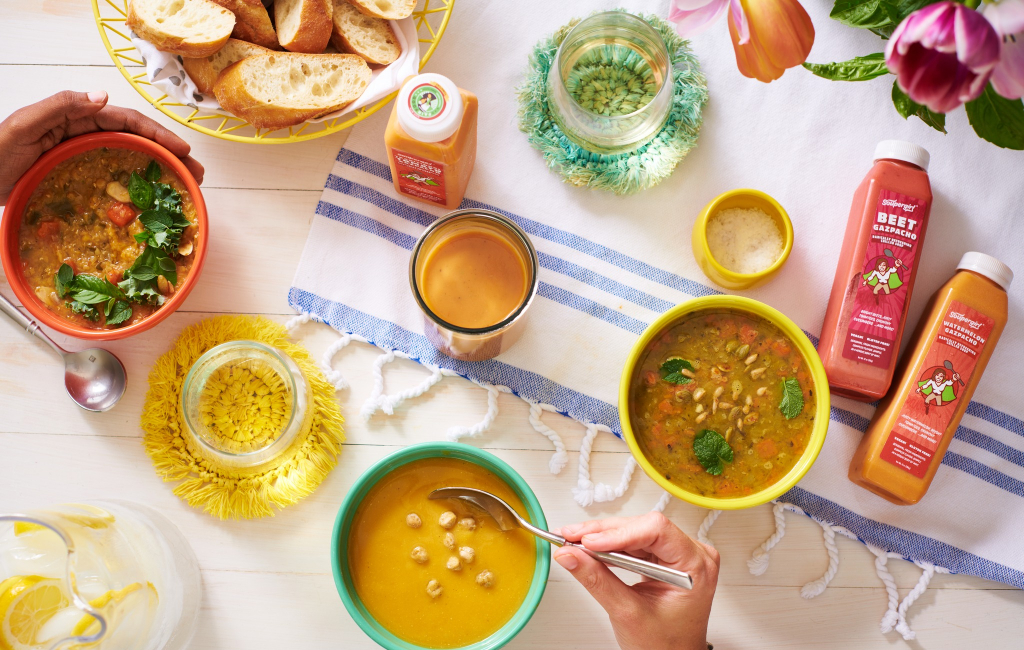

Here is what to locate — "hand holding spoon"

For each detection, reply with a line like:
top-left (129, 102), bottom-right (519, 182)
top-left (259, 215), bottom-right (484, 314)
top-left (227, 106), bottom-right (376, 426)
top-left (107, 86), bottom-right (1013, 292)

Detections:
top-left (0, 292), bottom-right (126, 411)
top-left (429, 487), bottom-right (693, 589)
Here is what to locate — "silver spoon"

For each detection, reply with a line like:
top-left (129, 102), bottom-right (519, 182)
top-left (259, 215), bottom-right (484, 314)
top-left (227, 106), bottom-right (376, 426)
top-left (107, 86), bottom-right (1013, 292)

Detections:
top-left (0, 293), bottom-right (126, 412)
top-left (429, 487), bottom-right (693, 589)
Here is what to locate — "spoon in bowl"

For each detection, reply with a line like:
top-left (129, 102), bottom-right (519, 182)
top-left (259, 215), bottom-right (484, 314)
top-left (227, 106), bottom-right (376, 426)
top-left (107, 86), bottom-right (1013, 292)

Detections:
top-left (0, 293), bottom-right (126, 412)
top-left (429, 487), bottom-right (693, 589)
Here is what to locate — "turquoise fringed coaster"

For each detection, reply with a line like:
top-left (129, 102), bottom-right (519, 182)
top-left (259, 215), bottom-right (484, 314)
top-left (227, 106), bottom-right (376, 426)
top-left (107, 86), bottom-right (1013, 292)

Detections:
top-left (517, 11), bottom-right (708, 195)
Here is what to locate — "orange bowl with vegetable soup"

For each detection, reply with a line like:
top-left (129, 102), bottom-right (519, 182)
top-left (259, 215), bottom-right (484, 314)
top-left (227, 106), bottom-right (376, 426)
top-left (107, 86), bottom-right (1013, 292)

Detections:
top-left (332, 443), bottom-right (550, 650)
top-left (620, 296), bottom-right (830, 510)
top-left (0, 132), bottom-right (207, 341)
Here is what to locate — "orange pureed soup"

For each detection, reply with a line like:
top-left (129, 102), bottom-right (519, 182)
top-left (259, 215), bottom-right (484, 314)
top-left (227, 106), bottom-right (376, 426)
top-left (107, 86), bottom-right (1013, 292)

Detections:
top-left (419, 226), bottom-right (529, 329)
top-left (348, 457), bottom-right (536, 648)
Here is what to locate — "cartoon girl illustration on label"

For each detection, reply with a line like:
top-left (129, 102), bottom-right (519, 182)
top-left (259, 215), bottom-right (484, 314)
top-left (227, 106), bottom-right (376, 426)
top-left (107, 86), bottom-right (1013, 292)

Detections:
top-left (916, 360), bottom-right (963, 414)
top-left (862, 249), bottom-right (905, 296)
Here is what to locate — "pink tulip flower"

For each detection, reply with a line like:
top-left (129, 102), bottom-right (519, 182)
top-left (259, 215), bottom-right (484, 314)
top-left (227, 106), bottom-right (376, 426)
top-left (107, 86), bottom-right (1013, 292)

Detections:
top-left (983, 0), bottom-right (1024, 99)
top-left (669, 0), bottom-right (814, 82)
top-left (886, 2), bottom-right (1001, 113)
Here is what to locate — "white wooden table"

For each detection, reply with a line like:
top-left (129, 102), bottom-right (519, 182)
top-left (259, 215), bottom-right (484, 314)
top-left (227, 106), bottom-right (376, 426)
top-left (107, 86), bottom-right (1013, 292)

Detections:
top-left (1, 2), bottom-right (1022, 648)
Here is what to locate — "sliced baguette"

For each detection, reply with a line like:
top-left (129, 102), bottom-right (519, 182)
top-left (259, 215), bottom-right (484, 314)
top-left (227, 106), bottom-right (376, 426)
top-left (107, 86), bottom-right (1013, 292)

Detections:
top-left (214, 52), bottom-right (371, 129)
top-left (209, 0), bottom-right (280, 50)
top-left (182, 39), bottom-right (271, 94)
top-left (127, 0), bottom-right (235, 57)
top-left (348, 0), bottom-right (415, 21)
top-left (275, 0), bottom-right (333, 53)
top-left (331, 0), bottom-right (400, 65)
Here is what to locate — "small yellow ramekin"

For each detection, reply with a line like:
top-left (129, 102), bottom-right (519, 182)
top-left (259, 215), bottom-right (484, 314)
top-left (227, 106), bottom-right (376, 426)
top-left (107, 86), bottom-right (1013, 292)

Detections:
top-left (691, 189), bottom-right (793, 290)
top-left (619, 295), bottom-right (830, 510)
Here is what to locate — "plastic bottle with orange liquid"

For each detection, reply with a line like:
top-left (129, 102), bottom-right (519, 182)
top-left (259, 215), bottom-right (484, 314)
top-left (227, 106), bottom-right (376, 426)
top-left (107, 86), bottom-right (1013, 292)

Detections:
top-left (849, 253), bottom-right (1012, 504)
top-left (384, 73), bottom-right (477, 210)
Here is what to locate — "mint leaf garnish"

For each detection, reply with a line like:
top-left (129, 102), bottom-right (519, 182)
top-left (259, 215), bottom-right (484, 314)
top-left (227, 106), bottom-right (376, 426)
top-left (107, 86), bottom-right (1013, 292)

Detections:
top-left (693, 429), bottom-right (733, 476)
top-left (660, 357), bottom-right (694, 385)
top-left (779, 378), bottom-right (805, 420)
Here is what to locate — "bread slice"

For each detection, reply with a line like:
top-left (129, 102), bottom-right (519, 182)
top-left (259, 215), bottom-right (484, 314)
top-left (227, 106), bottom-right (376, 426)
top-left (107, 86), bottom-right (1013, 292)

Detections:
top-left (182, 39), bottom-right (270, 94)
top-left (348, 0), bottom-right (415, 21)
top-left (331, 0), bottom-right (400, 65)
top-left (127, 0), bottom-right (235, 57)
top-left (274, 0), bottom-right (333, 53)
top-left (214, 52), bottom-right (371, 129)
top-left (209, 0), bottom-right (279, 50)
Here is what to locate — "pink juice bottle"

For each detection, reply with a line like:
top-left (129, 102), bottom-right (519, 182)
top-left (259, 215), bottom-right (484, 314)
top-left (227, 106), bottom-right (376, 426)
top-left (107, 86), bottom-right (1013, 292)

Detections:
top-left (817, 141), bottom-right (933, 402)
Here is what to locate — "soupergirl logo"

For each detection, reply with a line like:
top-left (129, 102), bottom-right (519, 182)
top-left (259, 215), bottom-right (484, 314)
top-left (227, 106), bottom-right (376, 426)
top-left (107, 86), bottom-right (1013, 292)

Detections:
top-left (949, 311), bottom-right (984, 329)
top-left (881, 198), bottom-right (918, 212)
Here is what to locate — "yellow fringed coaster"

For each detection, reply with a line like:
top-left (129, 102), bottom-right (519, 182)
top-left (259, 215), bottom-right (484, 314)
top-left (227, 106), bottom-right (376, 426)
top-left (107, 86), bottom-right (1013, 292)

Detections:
top-left (141, 315), bottom-right (345, 519)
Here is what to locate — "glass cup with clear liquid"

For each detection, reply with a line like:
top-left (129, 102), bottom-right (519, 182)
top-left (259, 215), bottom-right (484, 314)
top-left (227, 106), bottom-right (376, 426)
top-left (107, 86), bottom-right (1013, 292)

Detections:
top-left (0, 500), bottom-right (201, 650)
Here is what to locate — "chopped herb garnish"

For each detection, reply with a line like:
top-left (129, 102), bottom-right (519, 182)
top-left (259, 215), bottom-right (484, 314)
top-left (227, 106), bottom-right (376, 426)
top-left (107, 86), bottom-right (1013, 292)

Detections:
top-left (778, 378), bottom-right (805, 420)
top-left (145, 160), bottom-right (162, 182)
top-left (128, 171), bottom-right (154, 210)
top-left (660, 357), bottom-right (694, 384)
top-left (53, 263), bottom-right (132, 326)
top-left (693, 429), bottom-right (733, 476)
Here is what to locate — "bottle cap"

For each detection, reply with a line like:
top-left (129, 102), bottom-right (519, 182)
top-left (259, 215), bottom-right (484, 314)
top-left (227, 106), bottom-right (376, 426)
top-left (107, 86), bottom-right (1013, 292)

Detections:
top-left (873, 140), bottom-right (930, 171)
top-left (957, 252), bottom-right (1013, 290)
top-left (396, 73), bottom-right (464, 143)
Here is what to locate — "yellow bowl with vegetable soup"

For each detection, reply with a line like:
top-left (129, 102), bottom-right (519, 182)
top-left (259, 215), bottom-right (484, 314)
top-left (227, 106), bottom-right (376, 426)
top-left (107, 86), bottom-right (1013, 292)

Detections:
top-left (332, 443), bottom-right (550, 650)
top-left (620, 295), bottom-right (830, 510)
top-left (691, 189), bottom-right (793, 290)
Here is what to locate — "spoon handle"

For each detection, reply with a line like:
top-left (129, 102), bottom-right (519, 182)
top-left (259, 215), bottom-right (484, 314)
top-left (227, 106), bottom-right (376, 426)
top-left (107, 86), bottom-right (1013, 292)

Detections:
top-left (562, 541), bottom-right (694, 590)
top-left (0, 292), bottom-right (65, 356)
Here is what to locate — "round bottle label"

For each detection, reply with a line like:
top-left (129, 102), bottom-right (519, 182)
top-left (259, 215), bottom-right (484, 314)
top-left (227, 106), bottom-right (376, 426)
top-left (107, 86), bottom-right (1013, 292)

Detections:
top-left (408, 83), bottom-right (447, 120)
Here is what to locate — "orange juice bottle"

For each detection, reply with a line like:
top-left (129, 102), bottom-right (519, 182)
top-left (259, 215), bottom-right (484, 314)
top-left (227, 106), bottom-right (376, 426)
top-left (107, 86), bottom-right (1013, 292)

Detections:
top-left (817, 141), bottom-right (933, 402)
top-left (849, 253), bottom-right (1012, 504)
top-left (384, 73), bottom-right (477, 210)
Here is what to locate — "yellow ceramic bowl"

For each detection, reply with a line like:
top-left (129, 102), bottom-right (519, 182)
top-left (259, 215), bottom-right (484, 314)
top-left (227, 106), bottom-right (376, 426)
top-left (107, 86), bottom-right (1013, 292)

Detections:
top-left (619, 295), bottom-right (830, 510)
top-left (691, 189), bottom-right (793, 290)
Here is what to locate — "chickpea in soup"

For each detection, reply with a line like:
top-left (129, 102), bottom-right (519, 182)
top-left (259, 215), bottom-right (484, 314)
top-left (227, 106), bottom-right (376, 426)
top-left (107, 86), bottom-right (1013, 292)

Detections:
top-left (630, 310), bottom-right (816, 498)
top-left (18, 147), bottom-right (198, 330)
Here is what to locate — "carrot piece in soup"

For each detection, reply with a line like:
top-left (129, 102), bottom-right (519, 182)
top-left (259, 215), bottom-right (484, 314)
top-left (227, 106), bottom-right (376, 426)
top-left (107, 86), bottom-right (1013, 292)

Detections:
top-left (756, 439), bottom-right (777, 459)
top-left (106, 202), bottom-right (137, 227)
top-left (739, 324), bottom-right (758, 344)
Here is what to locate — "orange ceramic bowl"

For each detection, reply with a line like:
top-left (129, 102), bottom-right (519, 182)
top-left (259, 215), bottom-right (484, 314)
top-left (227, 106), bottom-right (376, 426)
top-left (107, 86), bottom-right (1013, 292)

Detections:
top-left (0, 132), bottom-right (208, 341)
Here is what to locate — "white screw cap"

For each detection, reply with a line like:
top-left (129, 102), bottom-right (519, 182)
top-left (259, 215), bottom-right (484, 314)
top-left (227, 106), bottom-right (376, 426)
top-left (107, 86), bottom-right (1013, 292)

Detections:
top-left (396, 73), bottom-right (464, 143)
top-left (874, 140), bottom-right (930, 171)
top-left (957, 252), bottom-right (1013, 291)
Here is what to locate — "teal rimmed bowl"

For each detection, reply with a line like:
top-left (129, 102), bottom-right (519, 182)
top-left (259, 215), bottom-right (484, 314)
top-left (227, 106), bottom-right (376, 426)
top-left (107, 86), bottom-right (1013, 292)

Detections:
top-left (331, 442), bottom-right (551, 650)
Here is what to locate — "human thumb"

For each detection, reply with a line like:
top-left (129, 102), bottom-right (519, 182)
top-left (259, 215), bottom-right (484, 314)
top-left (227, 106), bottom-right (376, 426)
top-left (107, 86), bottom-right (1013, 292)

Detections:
top-left (553, 546), bottom-right (639, 617)
top-left (16, 91), bottom-right (108, 139)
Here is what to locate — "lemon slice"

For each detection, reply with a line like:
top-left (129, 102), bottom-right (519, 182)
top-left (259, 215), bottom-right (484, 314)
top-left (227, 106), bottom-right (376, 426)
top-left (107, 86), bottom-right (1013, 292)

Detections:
top-left (0, 576), bottom-right (69, 650)
top-left (10, 524), bottom-right (44, 538)
top-left (69, 582), bottom-right (155, 646)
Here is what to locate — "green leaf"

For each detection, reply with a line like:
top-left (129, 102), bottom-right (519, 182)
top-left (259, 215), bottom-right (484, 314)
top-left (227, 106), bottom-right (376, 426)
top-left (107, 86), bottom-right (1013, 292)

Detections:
top-left (105, 300), bottom-right (133, 326)
top-left (803, 53), bottom-right (889, 81)
top-left (779, 378), bottom-right (805, 420)
top-left (830, 0), bottom-right (892, 29)
top-left (145, 160), bottom-right (162, 183)
top-left (127, 172), bottom-right (154, 210)
top-left (138, 210), bottom-right (172, 232)
top-left (965, 84), bottom-right (1024, 150)
top-left (54, 264), bottom-right (74, 298)
top-left (693, 429), bottom-right (734, 476)
top-left (68, 300), bottom-right (99, 321)
top-left (152, 183), bottom-right (182, 215)
top-left (424, 179), bottom-right (440, 186)
top-left (69, 289), bottom-right (111, 305)
top-left (660, 357), bottom-right (694, 385)
top-left (891, 81), bottom-right (947, 133)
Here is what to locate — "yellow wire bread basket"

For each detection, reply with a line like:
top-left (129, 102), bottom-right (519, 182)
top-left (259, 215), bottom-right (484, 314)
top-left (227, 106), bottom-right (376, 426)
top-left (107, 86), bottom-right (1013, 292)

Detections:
top-left (92, 0), bottom-right (455, 144)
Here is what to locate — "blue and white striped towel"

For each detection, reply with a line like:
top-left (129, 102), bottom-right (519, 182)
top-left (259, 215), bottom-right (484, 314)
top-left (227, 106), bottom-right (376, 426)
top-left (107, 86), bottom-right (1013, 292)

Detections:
top-left (290, 0), bottom-right (1024, 605)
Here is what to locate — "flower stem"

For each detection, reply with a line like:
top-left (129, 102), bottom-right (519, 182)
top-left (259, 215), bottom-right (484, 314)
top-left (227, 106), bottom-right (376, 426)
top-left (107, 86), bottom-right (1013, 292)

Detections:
top-left (964, 0), bottom-right (981, 9)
